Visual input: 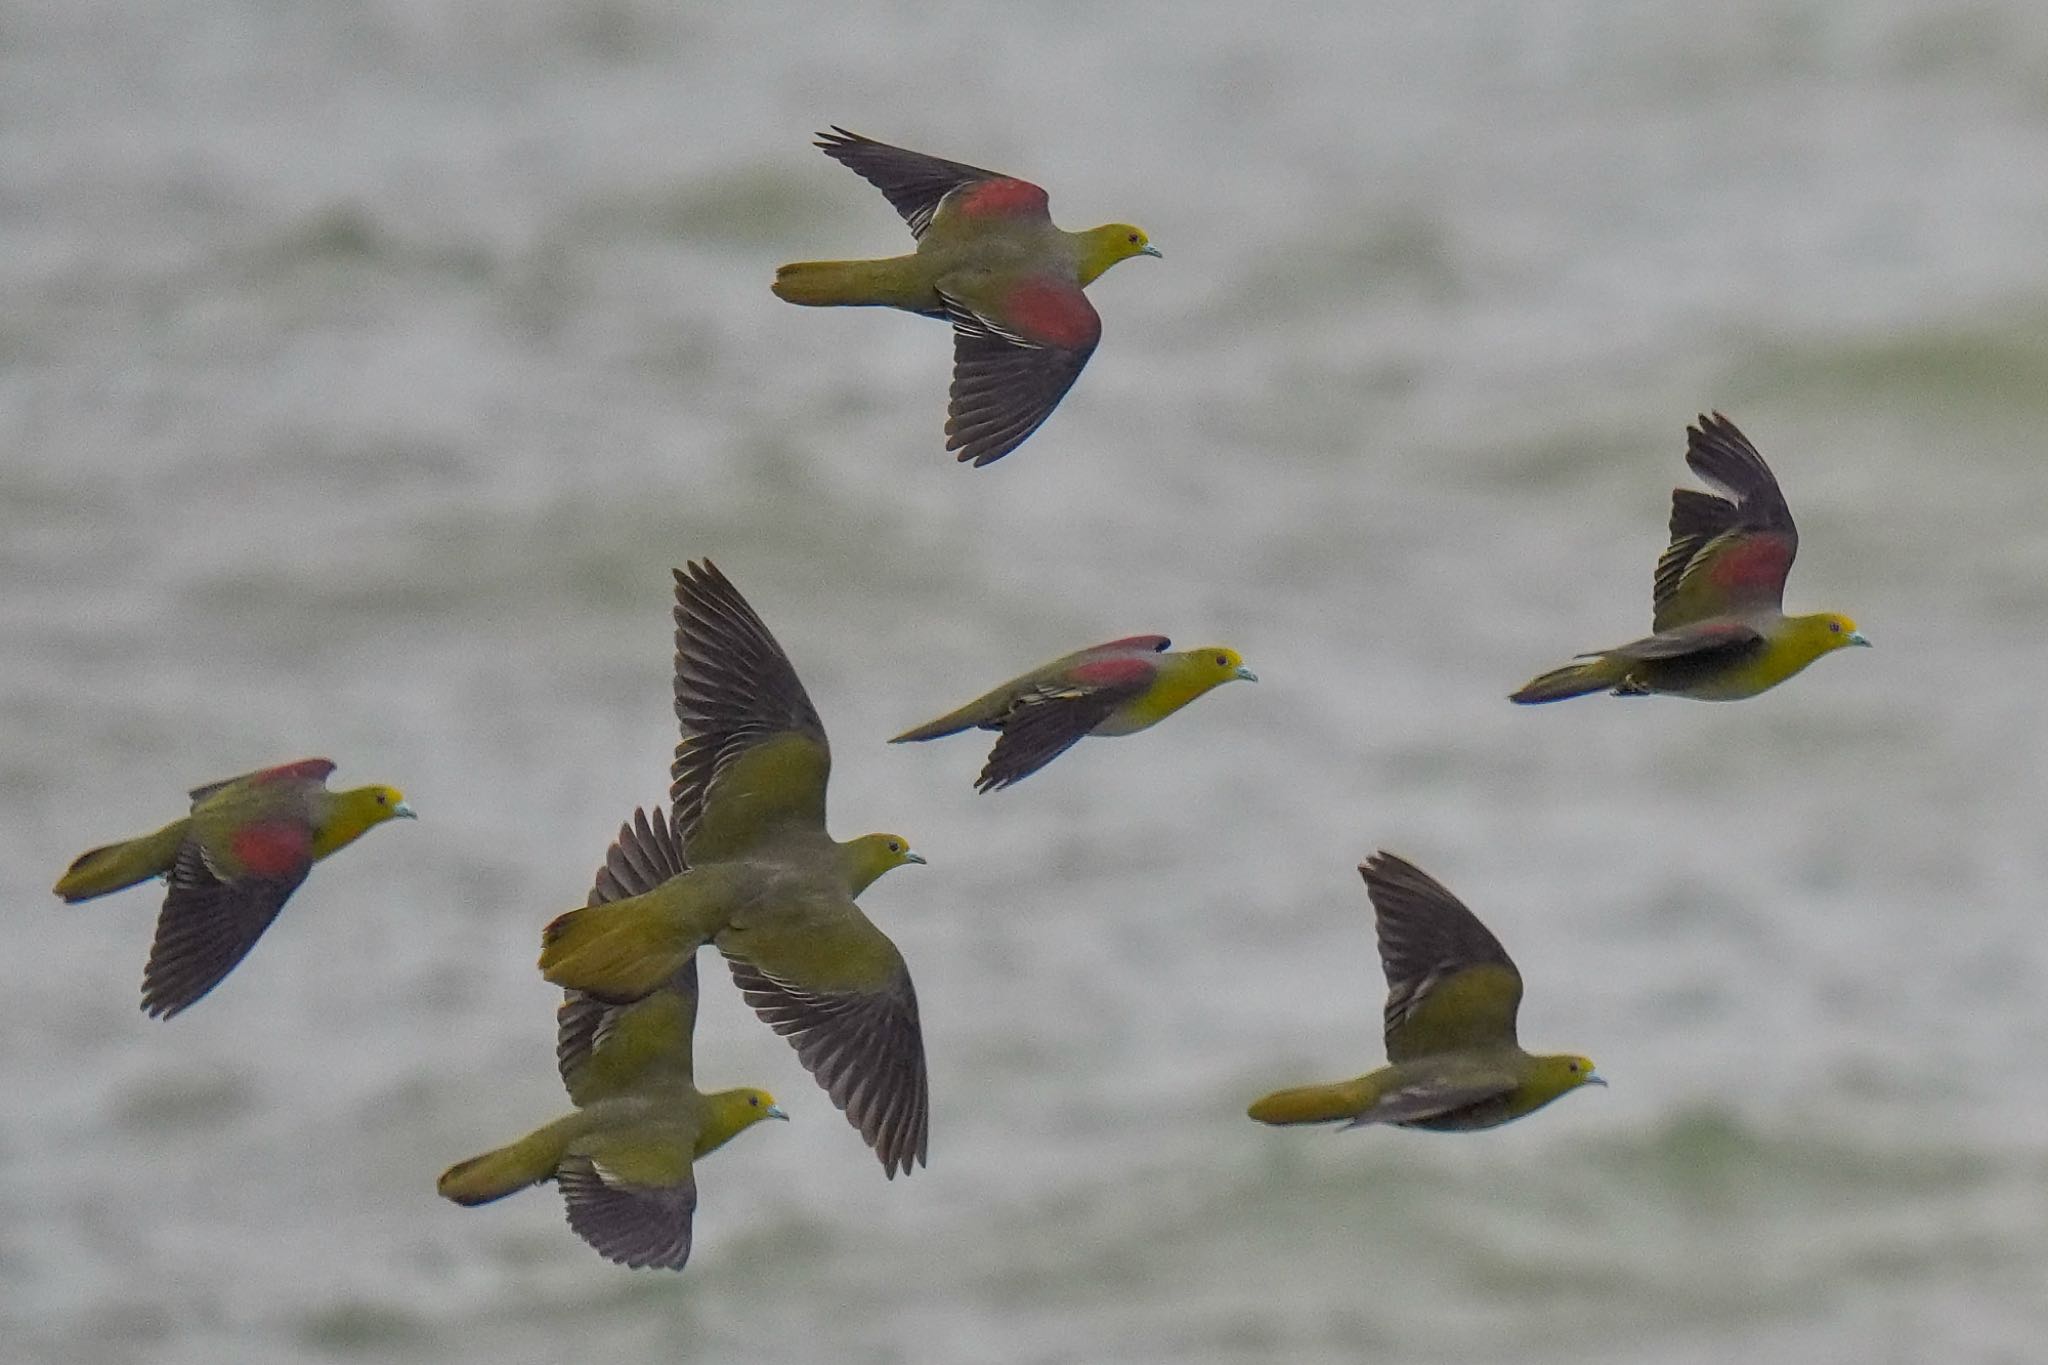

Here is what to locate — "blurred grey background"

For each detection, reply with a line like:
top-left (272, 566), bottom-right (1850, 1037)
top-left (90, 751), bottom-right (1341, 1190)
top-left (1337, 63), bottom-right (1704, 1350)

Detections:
top-left (6, 2), bottom-right (2048, 1362)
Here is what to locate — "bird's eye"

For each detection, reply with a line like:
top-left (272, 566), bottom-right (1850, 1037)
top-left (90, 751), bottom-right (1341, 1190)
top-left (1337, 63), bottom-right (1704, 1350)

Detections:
top-left (1127, 233), bottom-right (1139, 243)
top-left (1215, 655), bottom-right (1228, 666)
top-left (888, 841), bottom-right (901, 853)
top-left (376, 793), bottom-right (387, 804)
top-left (749, 1096), bottom-right (759, 1106)
top-left (1828, 621), bottom-right (1842, 633)
top-left (1569, 1061), bottom-right (1580, 1072)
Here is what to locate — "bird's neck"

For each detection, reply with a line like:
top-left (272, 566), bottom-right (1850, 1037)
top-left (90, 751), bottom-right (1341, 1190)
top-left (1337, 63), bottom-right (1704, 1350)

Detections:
top-left (1128, 655), bottom-right (1225, 723)
top-left (308, 789), bottom-right (389, 860)
top-left (1067, 226), bottom-right (1130, 287)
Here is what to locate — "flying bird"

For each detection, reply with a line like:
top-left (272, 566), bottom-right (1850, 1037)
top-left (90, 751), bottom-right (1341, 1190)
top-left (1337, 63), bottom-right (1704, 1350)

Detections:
top-left (774, 126), bottom-right (1161, 467)
top-left (1512, 412), bottom-right (1869, 703)
top-left (440, 808), bottom-right (786, 1271)
top-left (892, 635), bottom-right (1255, 791)
top-left (53, 758), bottom-right (413, 1018)
top-left (1248, 852), bottom-right (1603, 1133)
top-left (539, 561), bottom-right (930, 1177)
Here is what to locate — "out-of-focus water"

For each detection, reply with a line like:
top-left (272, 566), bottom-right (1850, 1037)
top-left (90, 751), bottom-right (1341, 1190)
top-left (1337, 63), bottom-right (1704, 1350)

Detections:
top-left (7, 3), bottom-right (2048, 1361)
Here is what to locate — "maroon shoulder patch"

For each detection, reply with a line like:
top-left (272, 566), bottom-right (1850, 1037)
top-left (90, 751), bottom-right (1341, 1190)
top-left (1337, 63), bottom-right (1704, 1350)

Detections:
top-left (254, 757), bottom-right (338, 785)
top-left (955, 177), bottom-right (1050, 220)
top-left (1069, 656), bottom-right (1155, 689)
top-left (229, 821), bottom-right (314, 878)
top-left (996, 279), bottom-right (1101, 350)
top-left (1708, 536), bottom-right (1792, 595)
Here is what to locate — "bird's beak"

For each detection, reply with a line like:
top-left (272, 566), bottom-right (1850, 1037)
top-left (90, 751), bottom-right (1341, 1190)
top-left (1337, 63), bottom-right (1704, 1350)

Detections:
top-left (392, 802), bottom-right (417, 820)
top-left (764, 1105), bottom-right (789, 1121)
top-left (1234, 666), bottom-right (1258, 682)
top-left (1584, 1073), bottom-right (1608, 1088)
top-left (904, 851), bottom-right (927, 865)
top-left (1140, 244), bottom-right (1163, 259)
top-left (1846, 632), bottom-right (1872, 648)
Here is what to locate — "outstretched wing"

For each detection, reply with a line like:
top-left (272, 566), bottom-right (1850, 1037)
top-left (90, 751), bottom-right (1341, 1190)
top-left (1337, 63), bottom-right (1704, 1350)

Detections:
top-left (141, 838), bottom-right (311, 1018)
top-left (940, 283), bottom-right (1101, 467)
top-left (558, 806), bottom-right (699, 1105)
top-left (1364, 852), bottom-right (1523, 1062)
top-left (720, 912), bottom-right (928, 1179)
top-left (558, 1150), bottom-right (697, 1271)
top-left (1652, 413), bottom-right (1800, 630)
top-left (814, 127), bottom-right (1036, 239)
top-left (670, 561), bottom-right (832, 863)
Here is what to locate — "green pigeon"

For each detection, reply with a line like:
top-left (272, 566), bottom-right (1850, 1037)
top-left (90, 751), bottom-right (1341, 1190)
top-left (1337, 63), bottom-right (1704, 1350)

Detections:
top-left (1249, 852), bottom-right (1603, 1132)
top-left (1512, 413), bottom-right (1870, 703)
top-left (539, 561), bottom-right (930, 1176)
top-left (892, 635), bottom-right (1255, 791)
top-left (53, 758), bottom-right (414, 1018)
top-left (439, 809), bottom-right (786, 1271)
top-left (774, 126), bottom-right (1161, 467)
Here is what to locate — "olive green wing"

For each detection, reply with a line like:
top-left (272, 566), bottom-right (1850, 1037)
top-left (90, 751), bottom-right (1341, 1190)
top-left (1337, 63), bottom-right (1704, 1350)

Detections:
top-left (1363, 852), bottom-right (1523, 1062)
top-left (717, 905), bottom-right (928, 1177)
top-left (669, 561), bottom-right (833, 864)
top-left (558, 1142), bottom-right (697, 1271)
top-left (1652, 413), bottom-right (1800, 630)
top-left (558, 806), bottom-right (698, 1105)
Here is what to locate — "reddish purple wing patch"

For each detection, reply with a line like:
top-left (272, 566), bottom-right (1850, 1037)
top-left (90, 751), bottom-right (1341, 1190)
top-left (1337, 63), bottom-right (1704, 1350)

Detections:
top-left (1705, 534), bottom-right (1794, 601)
top-left (254, 758), bottom-right (337, 786)
top-left (994, 278), bottom-right (1101, 350)
top-left (229, 821), bottom-right (314, 879)
top-left (952, 177), bottom-right (1051, 222)
top-left (1068, 656), bottom-right (1157, 689)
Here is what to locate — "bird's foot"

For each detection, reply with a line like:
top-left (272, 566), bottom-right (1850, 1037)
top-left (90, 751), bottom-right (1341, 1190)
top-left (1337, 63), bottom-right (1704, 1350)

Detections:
top-left (1610, 677), bottom-right (1653, 698)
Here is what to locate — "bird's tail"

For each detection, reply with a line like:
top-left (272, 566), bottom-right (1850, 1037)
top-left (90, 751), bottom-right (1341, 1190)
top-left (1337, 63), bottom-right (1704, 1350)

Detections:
top-left (437, 1122), bottom-right (571, 1206)
top-left (538, 901), bottom-right (689, 1005)
top-left (1509, 655), bottom-right (1622, 705)
top-left (54, 820), bottom-right (189, 902)
top-left (771, 257), bottom-right (927, 310)
top-left (1247, 1081), bottom-right (1366, 1127)
top-left (890, 699), bottom-right (991, 744)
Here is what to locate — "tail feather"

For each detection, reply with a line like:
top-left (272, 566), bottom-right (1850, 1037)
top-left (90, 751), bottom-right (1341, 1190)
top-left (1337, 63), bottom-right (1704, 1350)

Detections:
top-left (438, 1125), bottom-right (570, 1206)
top-left (538, 902), bottom-right (688, 1005)
top-left (772, 258), bottom-right (927, 310)
top-left (1509, 656), bottom-right (1621, 705)
top-left (54, 820), bottom-right (189, 902)
top-left (890, 703), bottom-right (988, 745)
top-left (1248, 1082), bottom-right (1367, 1127)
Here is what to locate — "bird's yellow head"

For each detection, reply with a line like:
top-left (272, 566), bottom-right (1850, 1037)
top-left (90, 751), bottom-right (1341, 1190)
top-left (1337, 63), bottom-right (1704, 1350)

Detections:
top-left (1174, 646), bottom-right (1258, 692)
top-left (1529, 1054), bottom-right (1607, 1109)
top-left (699, 1087), bottom-right (789, 1156)
top-left (314, 784), bottom-right (416, 857)
top-left (1793, 612), bottom-right (1872, 655)
top-left (840, 833), bottom-right (927, 896)
top-left (1077, 223), bottom-right (1162, 285)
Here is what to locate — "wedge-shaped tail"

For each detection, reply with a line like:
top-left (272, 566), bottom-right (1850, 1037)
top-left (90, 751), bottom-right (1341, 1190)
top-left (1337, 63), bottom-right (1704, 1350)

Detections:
top-left (539, 901), bottom-right (692, 1005)
top-left (771, 258), bottom-right (929, 311)
top-left (1509, 657), bottom-right (1621, 705)
top-left (437, 1123), bottom-right (570, 1205)
top-left (54, 820), bottom-right (189, 902)
top-left (1247, 1081), bottom-right (1365, 1126)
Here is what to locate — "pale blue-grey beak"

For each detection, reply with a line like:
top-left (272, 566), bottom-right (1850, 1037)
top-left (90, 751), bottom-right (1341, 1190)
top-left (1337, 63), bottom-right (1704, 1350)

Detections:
top-left (764, 1104), bottom-right (789, 1121)
top-left (1584, 1072), bottom-right (1608, 1088)
top-left (391, 801), bottom-right (417, 820)
top-left (1140, 244), bottom-right (1163, 259)
top-left (904, 850), bottom-right (927, 865)
top-left (1234, 665), bottom-right (1258, 682)
top-left (1847, 631), bottom-right (1872, 647)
